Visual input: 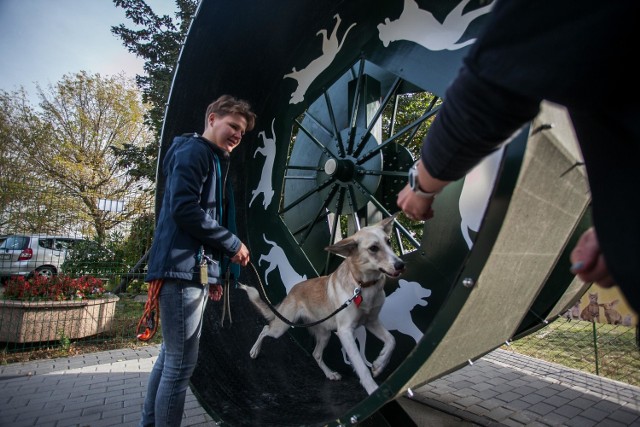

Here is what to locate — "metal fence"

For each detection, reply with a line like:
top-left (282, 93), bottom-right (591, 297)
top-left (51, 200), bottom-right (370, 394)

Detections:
top-left (1, 179), bottom-right (638, 387)
top-left (505, 317), bottom-right (640, 387)
top-left (0, 178), bottom-right (158, 362)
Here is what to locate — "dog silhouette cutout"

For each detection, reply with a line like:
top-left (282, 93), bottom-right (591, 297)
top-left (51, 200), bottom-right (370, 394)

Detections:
top-left (284, 14), bottom-right (357, 104)
top-left (258, 233), bottom-right (307, 293)
top-left (458, 147), bottom-right (504, 249)
top-left (377, 0), bottom-right (492, 51)
top-left (249, 118), bottom-right (276, 210)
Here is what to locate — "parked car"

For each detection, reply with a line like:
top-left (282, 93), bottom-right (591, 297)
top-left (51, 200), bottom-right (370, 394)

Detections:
top-left (0, 234), bottom-right (87, 280)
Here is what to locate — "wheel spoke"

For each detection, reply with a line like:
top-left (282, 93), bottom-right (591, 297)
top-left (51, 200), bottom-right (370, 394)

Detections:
top-left (279, 176), bottom-right (335, 215)
top-left (357, 104), bottom-right (441, 165)
top-left (324, 188), bottom-right (346, 273)
top-left (324, 91), bottom-right (345, 157)
top-left (347, 57), bottom-right (366, 154)
top-left (294, 118), bottom-right (339, 161)
top-left (299, 184), bottom-right (340, 246)
top-left (285, 165), bottom-right (324, 172)
top-left (352, 76), bottom-right (402, 158)
top-left (357, 170), bottom-right (407, 177)
top-left (304, 111), bottom-right (334, 139)
top-left (351, 180), bottom-right (421, 248)
top-left (290, 211), bottom-right (330, 238)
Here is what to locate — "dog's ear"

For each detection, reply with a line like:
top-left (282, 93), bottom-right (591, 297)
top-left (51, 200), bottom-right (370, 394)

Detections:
top-left (325, 237), bottom-right (358, 258)
top-left (378, 214), bottom-right (397, 235)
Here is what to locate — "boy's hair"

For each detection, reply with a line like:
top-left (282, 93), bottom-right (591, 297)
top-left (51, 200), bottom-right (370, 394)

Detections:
top-left (205, 95), bottom-right (256, 132)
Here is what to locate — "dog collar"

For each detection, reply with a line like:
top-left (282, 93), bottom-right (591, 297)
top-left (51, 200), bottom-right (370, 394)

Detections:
top-left (358, 279), bottom-right (379, 288)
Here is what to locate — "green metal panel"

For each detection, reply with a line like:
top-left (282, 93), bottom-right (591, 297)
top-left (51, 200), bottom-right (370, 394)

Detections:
top-left (157, 1), bottom-right (589, 425)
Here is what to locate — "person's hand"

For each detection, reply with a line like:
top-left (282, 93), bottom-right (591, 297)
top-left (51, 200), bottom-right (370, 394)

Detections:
top-left (231, 242), bottom-right (250, 267)
top-left (209, 284), bottom-right (223, 301)
top-left (396, 184), bottom-right (435, 221)
top-left (570, 227), bottom-right (616, 288)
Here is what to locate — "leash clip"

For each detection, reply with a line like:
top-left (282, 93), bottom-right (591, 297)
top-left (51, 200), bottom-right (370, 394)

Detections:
top-left (348, 287), bottom-right (363, 307)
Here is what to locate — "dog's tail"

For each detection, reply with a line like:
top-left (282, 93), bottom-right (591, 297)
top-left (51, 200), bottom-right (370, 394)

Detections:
top-left (238, 284), bottom-right (275, 322)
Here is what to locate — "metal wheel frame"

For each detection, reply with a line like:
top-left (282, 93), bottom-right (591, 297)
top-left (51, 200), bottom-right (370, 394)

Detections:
top-left (156, 1), bottom-right (584, 425)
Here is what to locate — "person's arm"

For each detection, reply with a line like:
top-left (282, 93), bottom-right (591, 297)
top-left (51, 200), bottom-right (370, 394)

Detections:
top-left (398, 66), bottom-right (540, 219)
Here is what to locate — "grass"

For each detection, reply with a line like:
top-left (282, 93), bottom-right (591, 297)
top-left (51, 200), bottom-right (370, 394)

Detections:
top-left (503, 318), bottom-right (640, 386)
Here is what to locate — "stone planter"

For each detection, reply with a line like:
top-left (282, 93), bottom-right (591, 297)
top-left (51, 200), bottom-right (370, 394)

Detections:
top-left (0, 296), bottom-right (119, 343)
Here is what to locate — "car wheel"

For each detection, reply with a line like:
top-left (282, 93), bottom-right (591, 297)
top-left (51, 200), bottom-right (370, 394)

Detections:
top-left (34, 266), bottom-right (56, 279)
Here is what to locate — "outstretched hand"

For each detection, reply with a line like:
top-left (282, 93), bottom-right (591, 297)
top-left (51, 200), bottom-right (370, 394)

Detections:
top-left (396, 184), bottom-right (435, 221)
top-left (570, 227), bottom-right (616, 288)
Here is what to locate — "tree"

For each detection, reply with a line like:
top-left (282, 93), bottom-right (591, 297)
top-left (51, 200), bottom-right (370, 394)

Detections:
top-left (111, 0), bottom-right (198, 181)
top-left (0, 72), bottom-right (154, 240)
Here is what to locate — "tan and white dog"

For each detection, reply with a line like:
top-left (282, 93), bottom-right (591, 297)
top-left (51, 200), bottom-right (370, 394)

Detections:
top-left (240, 216), bottom-right (405, 395)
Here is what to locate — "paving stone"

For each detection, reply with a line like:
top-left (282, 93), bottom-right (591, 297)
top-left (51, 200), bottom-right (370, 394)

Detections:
top-left (608, 408), bottom-right (640, 424)
top-left (1, 347), bottom-right (638, 427)
top-left (564, 415), bottom-right (598, 427)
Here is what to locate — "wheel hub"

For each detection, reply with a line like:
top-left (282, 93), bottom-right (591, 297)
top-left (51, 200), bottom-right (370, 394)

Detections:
top-left (316, 127), bottom-right (382, 214)
top-left (323, 158), bottom-right (355, 182)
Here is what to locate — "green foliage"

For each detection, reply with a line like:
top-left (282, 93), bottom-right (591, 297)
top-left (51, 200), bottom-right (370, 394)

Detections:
top-left (62, 238), bottom-right (123, 280)
top-left (120, 212), bottom-right (155, 267)
top-left (0, 72), bottom-right (154, 239)
top-left (381, 91), bottom-right (440, 157)
top-left (112, 0), bottom-right (198, 181)
top-left (61, 218), bottom-right (154, 293)
top-left (58, 331), bottom-right (72, 353)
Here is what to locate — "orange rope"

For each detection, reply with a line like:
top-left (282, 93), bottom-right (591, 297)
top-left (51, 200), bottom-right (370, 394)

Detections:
top-left (136, 279), bottom-right (163, 341)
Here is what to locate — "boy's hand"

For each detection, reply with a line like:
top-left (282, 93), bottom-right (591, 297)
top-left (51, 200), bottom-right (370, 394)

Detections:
top-left (209, 284), bottom-right (223, 301)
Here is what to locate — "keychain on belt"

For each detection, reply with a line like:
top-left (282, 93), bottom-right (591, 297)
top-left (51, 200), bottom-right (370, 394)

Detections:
top-left (199, 249), bottom-right (209, 286)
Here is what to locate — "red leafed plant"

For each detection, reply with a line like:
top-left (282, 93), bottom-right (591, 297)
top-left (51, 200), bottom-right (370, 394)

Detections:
top-left (2, 275), bottom-right (107, 301)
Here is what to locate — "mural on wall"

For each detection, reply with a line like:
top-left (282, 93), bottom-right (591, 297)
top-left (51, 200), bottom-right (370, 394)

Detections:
top-left (564, 285), bottom-right (637, 327)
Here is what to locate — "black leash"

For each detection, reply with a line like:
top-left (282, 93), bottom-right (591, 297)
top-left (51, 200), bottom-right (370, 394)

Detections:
top-left (243, 261), bottom-right (361, 328)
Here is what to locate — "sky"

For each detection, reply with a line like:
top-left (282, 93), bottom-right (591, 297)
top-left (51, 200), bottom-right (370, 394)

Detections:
top-left (0, 0), bottom-right (177, 100)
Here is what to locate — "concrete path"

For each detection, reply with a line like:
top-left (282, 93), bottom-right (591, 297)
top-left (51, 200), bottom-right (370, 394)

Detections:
top-left (1, 346), bottom-right (638, 426)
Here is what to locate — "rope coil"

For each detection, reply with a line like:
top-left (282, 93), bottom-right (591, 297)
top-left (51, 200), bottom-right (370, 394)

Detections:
top-left (136, 279), bottom-right (163, 341)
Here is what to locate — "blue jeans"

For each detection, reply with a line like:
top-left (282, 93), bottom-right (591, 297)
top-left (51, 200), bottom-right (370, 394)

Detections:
top-left (139, 279), bottom-right (209, 427)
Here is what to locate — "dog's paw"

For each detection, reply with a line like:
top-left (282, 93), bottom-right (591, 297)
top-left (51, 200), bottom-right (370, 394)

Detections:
top-left (371, 361), bottom-right (387, 378)
top-left (249, 347), bottom-right (260, 359)
top-left (363, 380), bottom-right (379, 395)
top-left (326, 371), bottom-right (342, 381)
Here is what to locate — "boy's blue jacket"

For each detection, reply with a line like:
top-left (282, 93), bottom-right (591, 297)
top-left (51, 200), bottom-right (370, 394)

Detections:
top-left (146, 133), bottom-right (241, 285)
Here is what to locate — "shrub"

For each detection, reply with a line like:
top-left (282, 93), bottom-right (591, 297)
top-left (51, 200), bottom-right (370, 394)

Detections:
top-left (2, 275), bottom-right (106, 301)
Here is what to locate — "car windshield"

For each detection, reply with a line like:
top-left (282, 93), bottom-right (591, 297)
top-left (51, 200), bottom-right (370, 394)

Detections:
top-left (0, 236), bottom-right (29, 250)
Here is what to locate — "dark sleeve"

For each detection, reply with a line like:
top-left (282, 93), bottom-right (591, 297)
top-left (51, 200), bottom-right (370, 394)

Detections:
top-left (421, 66), bottom-right (540, 181)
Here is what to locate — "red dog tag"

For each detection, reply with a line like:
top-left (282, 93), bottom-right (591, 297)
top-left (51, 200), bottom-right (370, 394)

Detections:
top-left (354, 294), bottom-right (363, 307)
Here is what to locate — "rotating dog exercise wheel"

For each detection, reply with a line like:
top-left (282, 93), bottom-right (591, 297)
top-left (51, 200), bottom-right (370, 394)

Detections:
top-left (156, 1), bottom-right (592, 425)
